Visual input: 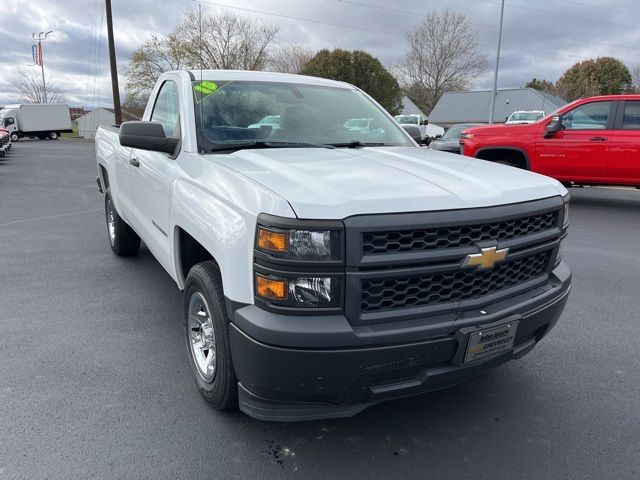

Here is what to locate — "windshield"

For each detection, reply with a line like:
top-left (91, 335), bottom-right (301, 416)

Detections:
top-left (192, 80), bottom-right (412, 150)
top-left (508, 112), bottom-right (544, 122)
top-left (394, 115), bottom-right (418, 124)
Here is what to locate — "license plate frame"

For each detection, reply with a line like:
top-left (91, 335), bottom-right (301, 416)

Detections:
top-left (464, 320), bottom-right (519, 364)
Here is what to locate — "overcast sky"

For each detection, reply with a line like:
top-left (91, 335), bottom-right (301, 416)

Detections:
top-left (1, 0), bottom-right (639, 107)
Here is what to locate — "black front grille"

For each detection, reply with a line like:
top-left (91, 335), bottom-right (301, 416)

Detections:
top-left (360, 251), bottom-right (550, 312)
top-left (362, 211), bottom-right (558, 255)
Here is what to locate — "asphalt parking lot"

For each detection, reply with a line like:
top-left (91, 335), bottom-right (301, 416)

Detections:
top-left (1, 140), bottom-right (639, 479)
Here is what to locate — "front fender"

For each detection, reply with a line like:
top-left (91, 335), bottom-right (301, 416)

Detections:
top-left (170, 158), bottom-right (294, 302)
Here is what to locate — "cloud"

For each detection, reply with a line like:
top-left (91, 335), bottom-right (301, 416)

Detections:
top-left (1, 0), bottom-right (639, 107)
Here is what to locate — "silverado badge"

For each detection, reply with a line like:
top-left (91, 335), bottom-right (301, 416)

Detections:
top-left (462, 246), bottom-right (509, 270)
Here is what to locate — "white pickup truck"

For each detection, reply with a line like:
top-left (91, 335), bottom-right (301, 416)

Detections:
top-left (95, 70), bottom-right (571, 422)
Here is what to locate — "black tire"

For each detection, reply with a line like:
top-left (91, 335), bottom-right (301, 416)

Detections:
top-left (104, 189), bottom-right (140, 256)
top-left (183, 261), bottom-right (238, 410)
top-left (49, 131), bottom-right (59, 140)
top-left (10, 133), bottom-right (19, 142)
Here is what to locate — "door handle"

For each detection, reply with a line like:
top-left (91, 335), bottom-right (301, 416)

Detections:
top-left (590, 136), bottom-right (607, 142)
top-left (130, 157), bottom-right (140, 167)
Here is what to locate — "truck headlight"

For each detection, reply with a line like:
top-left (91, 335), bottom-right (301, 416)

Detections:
top-left (256, 225), bottom-right (340, 261)
top-left (255, 273), bottom-right (341, 308)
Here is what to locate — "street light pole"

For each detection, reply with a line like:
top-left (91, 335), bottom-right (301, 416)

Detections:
top-left (489, 0), bottom-right (505, 124)
top-left (32, 31), bottom-right (53, 103)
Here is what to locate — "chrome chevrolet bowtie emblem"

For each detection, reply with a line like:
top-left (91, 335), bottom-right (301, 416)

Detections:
top-left (462, 246), bottom-right (509, 270)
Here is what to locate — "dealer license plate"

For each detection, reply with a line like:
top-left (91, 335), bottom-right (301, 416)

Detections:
top-left (464, 320), bottom-right (519, 364)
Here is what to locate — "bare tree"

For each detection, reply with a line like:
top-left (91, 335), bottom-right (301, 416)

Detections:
top-left (268, 44), bottom-right (314, 74)
top-left (632, 65), bottom-right (640, 93)
top-left (125, 33), bottom-right (186, 100)
top-left (175, 9), bottom-right (279, 71)
top-left (125, 10), bottom-right (279, 103)
top-left (400, 10), bottom-right (487, 114)
top-left (11, 70), bottom-right (64, 104)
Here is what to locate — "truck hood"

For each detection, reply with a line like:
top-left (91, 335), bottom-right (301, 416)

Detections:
top-left (214, 146), bottom-right (565, 219)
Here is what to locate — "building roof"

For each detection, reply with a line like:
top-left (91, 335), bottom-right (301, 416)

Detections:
top-left (400, 96), bottom-right (426, 117)
top-left (428, 88), bottom-right (567, 124)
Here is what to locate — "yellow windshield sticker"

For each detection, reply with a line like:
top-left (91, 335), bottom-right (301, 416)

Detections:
top-left (194, 80), bottom-right (218, 95)
top-left (193, 80), bottom-right (220, 103)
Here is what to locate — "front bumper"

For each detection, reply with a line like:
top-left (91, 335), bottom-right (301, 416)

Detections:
top-left (230, 262), bottom-right (571, 422)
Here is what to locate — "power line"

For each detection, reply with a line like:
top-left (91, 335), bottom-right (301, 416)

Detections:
top-left (197, 0), bottom-right (593, 61)
top-left (477, 0), bottom-right (640, 33)
top-left (337, 0), bottom-right (640, 53)
top-left (196, 0), bottom-right (404, 37)
top-left (560, 0), bottom-right (640, 18)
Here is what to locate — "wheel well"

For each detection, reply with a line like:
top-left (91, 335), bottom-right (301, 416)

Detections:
top-left (177, 228), bottom-right (216, 281)
top-left (475, 148), bottom-right (528, 169)
top-left (99, 165), bottom-right (109, 190)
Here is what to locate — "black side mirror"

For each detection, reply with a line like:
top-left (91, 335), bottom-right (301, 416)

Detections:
top-left (402, 125), bottom-right (423, 144)
top-left (119, 121), bottom-right (179, 154)
top-left (544, 115), bottom-right (563, 138)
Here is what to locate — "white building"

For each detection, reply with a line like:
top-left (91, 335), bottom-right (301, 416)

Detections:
top-left (76, 108), bottom-right (126, 139)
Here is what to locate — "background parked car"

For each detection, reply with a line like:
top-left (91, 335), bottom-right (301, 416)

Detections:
top-left (429, 123), bottom-right (482, 154)
top-left (343, 117), bottom-right (376, 133)
top-left (394, 114), bottom-right (445, 144)
top-left (505, 110), bottom-right (545, 125)
top-left (247, 115), bottom-right (280, 130)
top-left (460, 95), bottom-right (640, 188)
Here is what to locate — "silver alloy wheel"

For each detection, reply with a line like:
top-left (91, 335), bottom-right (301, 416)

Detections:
top-left (106, 199), bottom-right (116, 246)
top-left (188, 291), bottom-right (217, 383)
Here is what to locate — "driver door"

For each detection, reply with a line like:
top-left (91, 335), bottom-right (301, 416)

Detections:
top-left (129, 79), bottom-right (181, 271)
top-left (535, 100), bottom-right (612, 181)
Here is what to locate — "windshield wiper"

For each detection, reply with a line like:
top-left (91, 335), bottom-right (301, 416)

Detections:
top-left (210, 141), bottom-right (335, 153)
top-left (327, 141), bottom-right (388, 148)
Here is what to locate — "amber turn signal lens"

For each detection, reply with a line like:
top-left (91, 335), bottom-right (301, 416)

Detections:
top-left (256, 274), bottom-right (288, 301)
top-left (257, 227), bottom-right (289, 253)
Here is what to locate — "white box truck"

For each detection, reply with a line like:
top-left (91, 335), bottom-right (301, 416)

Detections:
top-left (0, 104), bottom-right (72, 141)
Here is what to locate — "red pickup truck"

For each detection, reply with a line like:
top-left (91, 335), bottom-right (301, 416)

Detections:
top-left (460, 95), bottom-right (640, 187)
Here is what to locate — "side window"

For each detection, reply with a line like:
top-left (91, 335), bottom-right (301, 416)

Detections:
top-left (561, 101), bottom-right (611, 130)
top-left (622, 101), bottom-right (640, 130)
top-left (4, 117), bottom-right (14, 127)
top-left (151, 81), bottom-right (180, 137)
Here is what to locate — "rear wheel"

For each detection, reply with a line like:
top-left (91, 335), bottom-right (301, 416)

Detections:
top-left (104, 189), bottom-right (140, 256)
top-left (49, 131), bottom-right (59, 140)
top-left (184, 261), bottom-right (238, 410)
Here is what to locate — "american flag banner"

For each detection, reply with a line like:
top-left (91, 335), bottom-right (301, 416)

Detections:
top-left (32, 42), bottom-right (43, 66)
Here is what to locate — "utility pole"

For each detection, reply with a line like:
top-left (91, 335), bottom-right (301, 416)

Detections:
top-left (31, 31), bottom-right (53, 103)
top-left (489, 0), bottom-right (505, 124)
top-left (105, 0), bottom-right (122, 125)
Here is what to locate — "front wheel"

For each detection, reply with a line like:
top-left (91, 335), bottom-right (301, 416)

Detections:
top-left (10, 133), bottom-right (19, 142)
top-left (104, 189), bottom-right (140, 256)
top-left (184, 262), bottom-right (238, 410)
